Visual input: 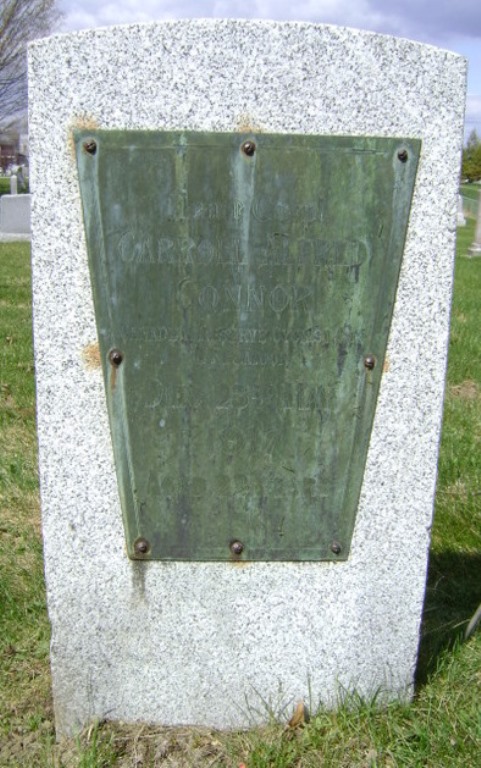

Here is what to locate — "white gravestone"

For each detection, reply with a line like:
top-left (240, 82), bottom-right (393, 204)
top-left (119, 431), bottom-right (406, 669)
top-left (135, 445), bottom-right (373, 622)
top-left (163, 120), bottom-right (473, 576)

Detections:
top-left (28, 21), bottom-right (466, 736)
top-left (0, 193), bottom-right (31, 236)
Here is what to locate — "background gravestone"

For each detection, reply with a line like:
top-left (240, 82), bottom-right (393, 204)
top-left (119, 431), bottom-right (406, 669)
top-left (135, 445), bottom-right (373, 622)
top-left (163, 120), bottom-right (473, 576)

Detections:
top-left (468, 190), bottom-right (481, 255)
top-left (28, 20), bottom-right (466, 736)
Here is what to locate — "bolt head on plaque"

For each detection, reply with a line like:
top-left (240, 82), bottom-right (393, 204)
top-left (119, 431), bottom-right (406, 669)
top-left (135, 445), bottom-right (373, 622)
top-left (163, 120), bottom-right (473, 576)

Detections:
top-left (133, 537), bottom-right (150, 556)
top-left (83, 139), bottom-right (97, 155)
top-left (241, 140), bottom-right (256, 156)
top-left (109, 348), bottom-right (123, 367)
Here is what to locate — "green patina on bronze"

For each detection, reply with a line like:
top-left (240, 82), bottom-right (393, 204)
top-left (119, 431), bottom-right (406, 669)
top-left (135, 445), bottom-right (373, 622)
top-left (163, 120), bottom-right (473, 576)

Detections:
top-left (75, 130), bottom-right (420, 561)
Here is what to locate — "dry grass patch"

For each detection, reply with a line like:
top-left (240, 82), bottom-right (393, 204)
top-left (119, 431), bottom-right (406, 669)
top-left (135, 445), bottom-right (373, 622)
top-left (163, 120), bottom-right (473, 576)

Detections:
top-left (449, 379), bottom-right (480, 400)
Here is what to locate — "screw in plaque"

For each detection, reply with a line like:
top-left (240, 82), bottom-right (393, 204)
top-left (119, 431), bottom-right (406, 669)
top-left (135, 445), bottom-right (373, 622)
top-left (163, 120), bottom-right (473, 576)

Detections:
top-left (364, 354), bottom-right (376, 371)
top-left (82, 138), bottom-right (97, 155)
top-left (133, 537), bottom-right (150, 556)
top-left (331, 541), bottom-right (342, 555)
top-left (230, 540), bottom-right (244, 556)
top-left (109, 348), bottom-right (123, 367)
top-left (397, 148), bottom-right (408, 163)
top-left (241, 140), bottom-right (256, 157)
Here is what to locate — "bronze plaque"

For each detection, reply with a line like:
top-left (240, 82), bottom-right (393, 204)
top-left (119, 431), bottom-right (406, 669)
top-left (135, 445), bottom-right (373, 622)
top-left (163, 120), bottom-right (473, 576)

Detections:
top-left (75, 130), bottom-right (420, 560)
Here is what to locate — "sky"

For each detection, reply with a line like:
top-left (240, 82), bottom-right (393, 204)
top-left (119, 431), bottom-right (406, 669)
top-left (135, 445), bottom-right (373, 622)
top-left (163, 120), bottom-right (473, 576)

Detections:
top-left (57, 0), bottom-right (481, 140)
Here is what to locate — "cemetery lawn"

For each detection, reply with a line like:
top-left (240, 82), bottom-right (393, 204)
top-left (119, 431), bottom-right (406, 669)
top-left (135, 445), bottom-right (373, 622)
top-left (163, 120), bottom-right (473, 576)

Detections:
top-left (0, 227), bottom-right (480, 767)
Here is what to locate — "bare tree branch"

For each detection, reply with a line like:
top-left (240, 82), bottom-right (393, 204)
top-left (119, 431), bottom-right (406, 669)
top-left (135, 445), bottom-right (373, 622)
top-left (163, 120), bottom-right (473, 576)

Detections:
top-left (0, 0), bottom-right (61, 124)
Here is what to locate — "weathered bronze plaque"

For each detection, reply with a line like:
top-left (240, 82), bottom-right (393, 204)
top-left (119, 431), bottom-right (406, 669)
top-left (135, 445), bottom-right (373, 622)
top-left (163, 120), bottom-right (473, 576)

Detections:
top-left (75, 130), bottom-right (420, 561)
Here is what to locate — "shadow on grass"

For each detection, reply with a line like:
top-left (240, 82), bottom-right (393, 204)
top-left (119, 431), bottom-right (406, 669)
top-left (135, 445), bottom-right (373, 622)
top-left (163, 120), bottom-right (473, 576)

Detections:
top-left (415, 550), bottom-right (481, 686)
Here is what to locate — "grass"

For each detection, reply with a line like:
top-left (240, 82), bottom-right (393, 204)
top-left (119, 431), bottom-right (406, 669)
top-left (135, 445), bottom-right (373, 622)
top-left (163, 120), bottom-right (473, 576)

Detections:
top-left (0, 177), bottom-right (11, 195)
top-left (0, 176), bottom-right (29, 196)
top-left (417, 219), bottom-right (481, 679)
top-left (0, 243), bottom-right (53, 765)
top-left (0, 223), bottom-right (480, 766)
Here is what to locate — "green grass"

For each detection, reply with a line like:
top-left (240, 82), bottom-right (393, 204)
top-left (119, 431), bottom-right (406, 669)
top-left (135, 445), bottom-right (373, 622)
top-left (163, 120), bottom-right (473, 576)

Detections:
top-left (0, 177), bottom-right (11, 195)
top-left (0, 176), bottom-right (29, 196)
top-left (0, 228), bottom-right (480, 766)
top-left (0, 243), bottom-right (53, 766)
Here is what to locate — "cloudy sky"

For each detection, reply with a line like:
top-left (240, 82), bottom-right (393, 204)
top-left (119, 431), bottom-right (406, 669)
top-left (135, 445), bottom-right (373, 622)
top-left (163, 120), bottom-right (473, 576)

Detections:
top-left (57, 0), bottom-right (481, 138)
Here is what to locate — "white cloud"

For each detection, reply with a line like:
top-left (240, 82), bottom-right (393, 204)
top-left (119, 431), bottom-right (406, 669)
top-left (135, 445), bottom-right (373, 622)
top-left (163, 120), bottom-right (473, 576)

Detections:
top-left (59, 0), bottom-right (481, 40)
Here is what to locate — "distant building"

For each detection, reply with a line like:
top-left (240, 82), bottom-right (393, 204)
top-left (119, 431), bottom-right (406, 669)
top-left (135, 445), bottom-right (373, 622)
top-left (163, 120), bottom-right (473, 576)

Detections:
top-left (0, 115), bottom-right (29, 172)
top-left (0, 133), bottom-right (18, 172)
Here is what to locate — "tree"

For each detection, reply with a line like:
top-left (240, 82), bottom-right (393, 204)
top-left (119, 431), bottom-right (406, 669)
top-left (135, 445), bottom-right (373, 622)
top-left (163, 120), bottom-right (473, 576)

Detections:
top-left (462, 129), bottom-right (481, 183)
top-left (0, 0), bottom-right (60, 125)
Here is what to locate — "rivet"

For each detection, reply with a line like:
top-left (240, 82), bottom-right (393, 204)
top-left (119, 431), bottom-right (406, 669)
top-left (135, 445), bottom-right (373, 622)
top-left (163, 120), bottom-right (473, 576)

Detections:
top-left (331, 541), bottom-right (342, 555)
top-left (109, 348), bottom-right (123, 367)
top-left (397, 149), bottom-right (408, 163)
top-left (83, 139), bottom-right (97, 155)
top-left (134, 537), bottom-right (150, 555)
top-left (230, 540), bottom-right (244, 556)
top-left (364, 355), bottom-right (376, 370)
top-left (241, 140), bottom-right (256, 157)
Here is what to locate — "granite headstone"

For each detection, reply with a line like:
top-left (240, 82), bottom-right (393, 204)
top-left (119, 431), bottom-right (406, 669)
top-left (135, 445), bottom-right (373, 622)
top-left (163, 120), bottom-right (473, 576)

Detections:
top-left (28, 20), bottom-right (466, 736)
